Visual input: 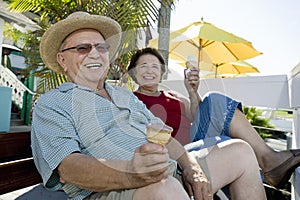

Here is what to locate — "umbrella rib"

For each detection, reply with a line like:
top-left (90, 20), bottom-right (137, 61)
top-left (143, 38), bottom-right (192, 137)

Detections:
top-left (201, 40), bottom-right (214, 48)
top-left (169, 42), bottom-right (184, 54)
top-left (187, 39), bottom-right (200, 49)
top-left (235, 66), bottom-right (240, 73)
top-left (222, 42), bottom-right (239, 60)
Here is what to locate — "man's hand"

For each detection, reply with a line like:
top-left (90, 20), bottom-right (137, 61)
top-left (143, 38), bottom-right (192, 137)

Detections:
top-left (182, 162), bottom-right (213, 200)
top-left (126, 143), bottom-right (170, 187)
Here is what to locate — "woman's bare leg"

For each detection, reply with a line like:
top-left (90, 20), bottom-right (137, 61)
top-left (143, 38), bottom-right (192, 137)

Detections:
top-left (230, 109), bottom-right (294, 172)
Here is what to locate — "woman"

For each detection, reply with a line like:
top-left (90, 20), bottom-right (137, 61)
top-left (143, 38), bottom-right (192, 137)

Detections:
top-left (128, 48), bottom-right (203, 145)
top-left (127, 47), bottom-right (300, 189)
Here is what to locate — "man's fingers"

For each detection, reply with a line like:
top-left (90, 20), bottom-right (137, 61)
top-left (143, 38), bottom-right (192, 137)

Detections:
top-left (185, 183), bottom-right (194, 199)
top-left (135, 143), bottom-right (167, 154)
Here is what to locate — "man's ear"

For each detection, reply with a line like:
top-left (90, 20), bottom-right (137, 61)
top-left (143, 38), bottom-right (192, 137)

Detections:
top-left (57, 53), bottom-right (67, 72)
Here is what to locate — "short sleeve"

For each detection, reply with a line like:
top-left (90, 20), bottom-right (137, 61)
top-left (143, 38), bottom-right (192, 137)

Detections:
top-left (31, 92), bottom-right (81, 187)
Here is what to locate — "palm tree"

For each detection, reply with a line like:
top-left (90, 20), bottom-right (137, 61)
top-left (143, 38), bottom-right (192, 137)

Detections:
top-left (158, 0), bottom-right (173, 79)
top-left (7, 0), bottom-right (174, 94)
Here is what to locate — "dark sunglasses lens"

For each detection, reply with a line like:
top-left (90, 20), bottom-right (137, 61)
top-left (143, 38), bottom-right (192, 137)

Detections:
top-left (76, 44), bottom-right (92, 54)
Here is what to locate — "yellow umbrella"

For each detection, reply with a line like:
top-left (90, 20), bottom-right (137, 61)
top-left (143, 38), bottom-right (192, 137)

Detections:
top-left (216, 60), bottom-right (259, 76)
top-left (149, 20), bottom-right (262, 70)
top-left (176, 59), bottom-right (260, 77)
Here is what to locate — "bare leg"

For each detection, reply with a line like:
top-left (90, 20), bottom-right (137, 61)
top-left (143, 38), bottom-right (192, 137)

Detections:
top-left (202, 139), bottom-right (266, 200)
top-left (229, 109), bottom-right (300, 188)
top-left (230, 109), bottom-right (293, 172)
top-left (133, 176), bottom-right (190, 200)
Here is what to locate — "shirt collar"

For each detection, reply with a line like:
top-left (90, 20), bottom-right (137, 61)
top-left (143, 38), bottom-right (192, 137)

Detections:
top-left (58, 82), bottom-right (114, 94)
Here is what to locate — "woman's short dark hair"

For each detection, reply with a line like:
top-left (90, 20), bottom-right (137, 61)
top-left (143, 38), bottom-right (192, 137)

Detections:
top-left (127, 48), bottom-right (166, 76)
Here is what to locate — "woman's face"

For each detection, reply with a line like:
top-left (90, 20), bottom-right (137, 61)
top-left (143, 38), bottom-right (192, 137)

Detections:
top-left (134, 54), bottom-right (162, 87)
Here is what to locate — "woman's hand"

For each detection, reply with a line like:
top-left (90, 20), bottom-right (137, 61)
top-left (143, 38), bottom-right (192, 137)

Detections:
top-left (182, 163), bottom-right (213, 200)
top-left (183, 67), bottom-right (201, 118)
top-left (184, 67), bottom-right (200, 94)
top-left (126, 143), bottom-right (170, 187)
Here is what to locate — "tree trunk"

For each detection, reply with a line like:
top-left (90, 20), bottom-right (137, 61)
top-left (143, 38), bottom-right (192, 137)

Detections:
top-left (158, 0), bottom-right (171, 79)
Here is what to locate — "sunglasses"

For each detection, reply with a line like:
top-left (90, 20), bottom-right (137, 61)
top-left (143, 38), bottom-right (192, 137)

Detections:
top-left (61, 43), bottom-right (110, 54)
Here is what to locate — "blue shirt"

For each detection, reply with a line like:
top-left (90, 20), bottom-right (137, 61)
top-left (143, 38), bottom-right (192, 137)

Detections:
top-left (31, 82), bottom-right (162, 200)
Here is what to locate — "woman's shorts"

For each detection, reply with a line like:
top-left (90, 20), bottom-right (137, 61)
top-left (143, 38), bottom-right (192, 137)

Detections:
top-left (190, 93), bottom-right (242, 142)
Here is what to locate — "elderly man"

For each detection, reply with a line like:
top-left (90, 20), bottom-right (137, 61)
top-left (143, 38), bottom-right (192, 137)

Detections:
top-left (31, 11), bottom-right (266, 200)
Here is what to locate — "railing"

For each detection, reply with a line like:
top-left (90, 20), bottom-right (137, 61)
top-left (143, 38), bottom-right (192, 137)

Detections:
top-left (161, 62), bottom-right (300, 200)
top-left (0, 64), bottom-right (35, 125)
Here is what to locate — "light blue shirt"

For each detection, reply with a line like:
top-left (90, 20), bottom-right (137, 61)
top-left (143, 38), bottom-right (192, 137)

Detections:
top-left (31, 82), bottom-right (162, 200)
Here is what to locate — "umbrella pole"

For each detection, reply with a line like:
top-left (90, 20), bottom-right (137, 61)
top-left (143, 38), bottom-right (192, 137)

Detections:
top-left (198, 40), bottom-right (202, 70)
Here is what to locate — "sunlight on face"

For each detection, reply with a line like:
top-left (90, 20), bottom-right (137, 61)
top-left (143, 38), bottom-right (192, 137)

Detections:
top-left (57, 29), bottom-right (109, 88)
top-left (134, 54), bottom-right (162, 87)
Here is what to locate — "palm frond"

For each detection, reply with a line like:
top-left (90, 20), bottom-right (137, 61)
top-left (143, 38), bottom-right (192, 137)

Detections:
top-left (8, 0), bottom-right (171, 91)
top-left (36, 70), bottom-right (68, 94)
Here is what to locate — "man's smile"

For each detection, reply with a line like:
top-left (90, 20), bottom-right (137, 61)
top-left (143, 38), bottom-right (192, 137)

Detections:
top-left (85, 63), bottom-right (103, 69)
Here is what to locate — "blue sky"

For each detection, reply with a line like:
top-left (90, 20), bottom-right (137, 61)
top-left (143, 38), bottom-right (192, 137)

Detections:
top-left (170, 0), bottom-right (300, 75)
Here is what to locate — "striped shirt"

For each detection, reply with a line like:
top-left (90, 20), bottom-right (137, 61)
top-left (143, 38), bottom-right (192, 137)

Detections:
top-left (31, 82), bottom-right (162, 200)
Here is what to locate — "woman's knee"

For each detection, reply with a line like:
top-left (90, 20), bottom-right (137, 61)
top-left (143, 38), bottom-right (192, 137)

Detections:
top-left (206, 92), bottom-right (226, 105)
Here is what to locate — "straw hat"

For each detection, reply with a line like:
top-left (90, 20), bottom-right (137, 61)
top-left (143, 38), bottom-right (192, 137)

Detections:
top-left (40, 11), bottom-right (122, 74)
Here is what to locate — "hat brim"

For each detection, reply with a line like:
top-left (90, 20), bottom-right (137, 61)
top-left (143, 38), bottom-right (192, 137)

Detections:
top-left (40, 12), bottom-right (122, 74)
